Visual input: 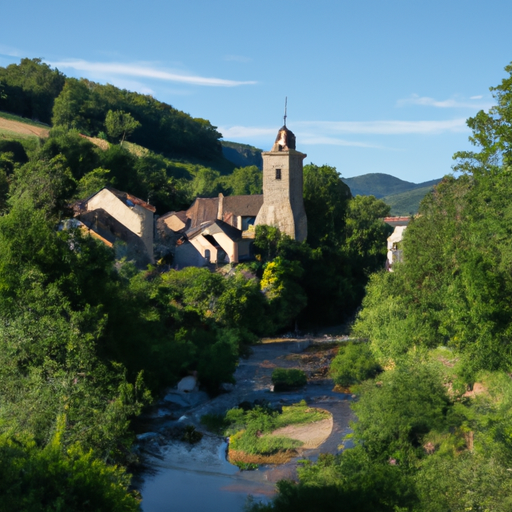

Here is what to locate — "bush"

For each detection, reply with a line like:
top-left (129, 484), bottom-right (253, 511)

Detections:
top-left (272, 369), bottom-right (307, 391)
top-left (330, 342), bottom-right (381, 388)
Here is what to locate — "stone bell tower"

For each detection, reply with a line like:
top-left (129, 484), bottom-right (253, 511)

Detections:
top-left (255, 125), bottom-right (308, 241)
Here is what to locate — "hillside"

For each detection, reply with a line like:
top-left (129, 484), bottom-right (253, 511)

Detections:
top-left (221, 141), bottom-right (263, 169)
top-left (381, 185), bottom-right (435, 216)
top-left (342, 172), bottom-right (440, 198)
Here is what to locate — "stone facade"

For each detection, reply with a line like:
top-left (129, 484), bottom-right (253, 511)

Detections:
top-left (255, 126), bottom-right (307, 242)
top-left (77, 187), bottom-right (155, 265)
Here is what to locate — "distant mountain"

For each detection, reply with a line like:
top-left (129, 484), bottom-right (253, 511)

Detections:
top-left (221, 141), bottom-right (263, 170)
top-left (381, 185), bottom-right (436, 216)
top-left (341, 173), bottom-right (441, 199)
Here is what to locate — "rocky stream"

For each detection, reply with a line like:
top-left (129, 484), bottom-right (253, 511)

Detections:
top-left (133, 338), bottom-right (355, 512)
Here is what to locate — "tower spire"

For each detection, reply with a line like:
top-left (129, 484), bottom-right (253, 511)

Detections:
top-left (283, 97), bottom-right (287, 127)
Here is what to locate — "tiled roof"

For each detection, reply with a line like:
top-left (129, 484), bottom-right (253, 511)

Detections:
top-left (383, 216), bottom-right (410, 227)
top-left (223, 195), bottom-right (263, 216)
top-left (186, 197), bottom-right (219, 228)
top-left (186, 220), bottom-right (242, 242)
top-left (108, 187), bottom-right (156, 213)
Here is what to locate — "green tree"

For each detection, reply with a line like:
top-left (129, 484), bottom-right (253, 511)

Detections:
top-left (351, 358), bottom-right (450, 466)
top-left (261, 256), bottom-right (307, 330)
top-left (105, 110), bottom-right (141, 146)
top-left (454, 61), bottom-right (512, 176)
top-left (330, 342), bottom-right (381, 388)
top-left (75, 167), bottom-right (112, 198)
top-left (303, 164), bottom-right (352, 248)
top-left (0, 58), bottom-right (65, 123)
top-left (344, 195), bottom-right (392, 274)
top-left (0, 425), bottom-right (140, 512)
top-left (220, 165), bottom-right (262, 195)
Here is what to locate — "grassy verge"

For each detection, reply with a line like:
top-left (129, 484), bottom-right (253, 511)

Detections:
top-left (201, 400), bottom-right (331, 468)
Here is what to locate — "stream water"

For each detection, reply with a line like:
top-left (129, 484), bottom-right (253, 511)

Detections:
top-left (135, 340), bottom-right (354, 512)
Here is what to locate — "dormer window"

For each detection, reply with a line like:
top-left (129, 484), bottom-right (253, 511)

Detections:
top-left (275, 168), bottom-right (281, 180)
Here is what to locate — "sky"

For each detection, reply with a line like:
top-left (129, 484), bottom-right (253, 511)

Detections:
top-left (2, 0), bottom-right (512, 183)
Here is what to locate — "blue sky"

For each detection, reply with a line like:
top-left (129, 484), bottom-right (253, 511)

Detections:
top-left (2, 0), bottom-right (512, 183)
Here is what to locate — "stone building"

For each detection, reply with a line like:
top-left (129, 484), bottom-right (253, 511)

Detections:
top-left (158, 124), bottom-right (308, 268)
top-left (254, 125), bottom-right (308, 242)
top-left (384, 216), bottom-right (410, 271)
top-left (74, 187), bottom-right (156, 266)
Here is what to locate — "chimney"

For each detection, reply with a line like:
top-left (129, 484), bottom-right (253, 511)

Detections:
top-left (217, 193), bottom-right (224, 221)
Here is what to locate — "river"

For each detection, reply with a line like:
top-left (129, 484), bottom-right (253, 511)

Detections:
top-left (135, 339), bottom-right (354, 512)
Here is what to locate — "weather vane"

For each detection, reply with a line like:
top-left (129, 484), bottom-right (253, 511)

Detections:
top-left (283, 97), bottom-right (287, 127)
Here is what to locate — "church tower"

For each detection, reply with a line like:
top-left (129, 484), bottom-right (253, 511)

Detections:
top-left (255, 125), bottom-right (308, 241)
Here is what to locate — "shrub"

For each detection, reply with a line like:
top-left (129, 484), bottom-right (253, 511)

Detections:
top-left (330, 342), bottom-right (381, 388)
top-left (272, 368), bottom-right (307, 391)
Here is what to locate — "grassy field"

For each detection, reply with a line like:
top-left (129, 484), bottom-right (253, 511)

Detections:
top-left (0, 111), bottom-right (50, 149)
top-left (0, 110), bottom-right (51, 128)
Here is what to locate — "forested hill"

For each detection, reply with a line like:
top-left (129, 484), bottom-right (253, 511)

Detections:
top-left (221, 141), bottom-right (263, 169)
top-left (0, 58), bottom-right (224, 162)
top-left (342, 172), bottom-right (441, 198)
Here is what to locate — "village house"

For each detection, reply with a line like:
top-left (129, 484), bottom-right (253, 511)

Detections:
top-left (73, 187), bottom-right (156, 267)
top-left (384, 216), bottom-right (410, 271)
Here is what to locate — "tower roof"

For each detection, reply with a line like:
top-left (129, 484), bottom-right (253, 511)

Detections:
top-left (272, 125), bottom-right (296, 151)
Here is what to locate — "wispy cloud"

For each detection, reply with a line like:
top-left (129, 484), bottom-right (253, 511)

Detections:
top-left (295, 119), bottom-right (470, 135)
top-left (299, 136), bottom-right (395, 150)
top-left (397, 93), bottom-right (493, 110)
top-left (49, 59), bottom-right (257, 87)
top-left (0, 45), bottom-right (25, 58)
top-left (220, 118), bottom-right (470, 144)
top-left (219, 126), bottom-right (277, 139)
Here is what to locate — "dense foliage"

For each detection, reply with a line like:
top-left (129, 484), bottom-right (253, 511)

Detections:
top-left (0, 58), bottom-right (395, 509)
top-left (0, 58), bottom-right (65, 124)
top-left (329, 342), bottom-right (381, 388)
top-left (253, 170), bottom-right (392, 328)
top-left (255, 62), bottom-right (512, 512)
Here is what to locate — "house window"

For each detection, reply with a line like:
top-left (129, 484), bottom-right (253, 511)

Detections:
top-left (275, 168), bottom-right (281, 180)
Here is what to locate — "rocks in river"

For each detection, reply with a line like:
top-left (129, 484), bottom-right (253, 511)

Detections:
top-left (137, 432), bottom-right (160, 441)
top-left (163, 389), bottom-right (210, 408)
top-left (177, 375), bottom-right (198, 392)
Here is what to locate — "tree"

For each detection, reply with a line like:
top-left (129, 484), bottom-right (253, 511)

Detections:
top-left (344, 195), bottom-right (392, 276)
top-left (454, 61), bottom-right (512, 176)
top-left (303, 164), bottom-right (352, 248)
top-left (0, 58), bottom-right (65, 123)
top-left (351, 357), bottom-right (450, 466)
top-left (220, 165), bottom-right (262, 195)
top-left (105, 110), bottom-right (141, 146)
top-left (261, 256), bottom-right (307, 330)
top-left (52, 78), bottom-right (95, 132)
